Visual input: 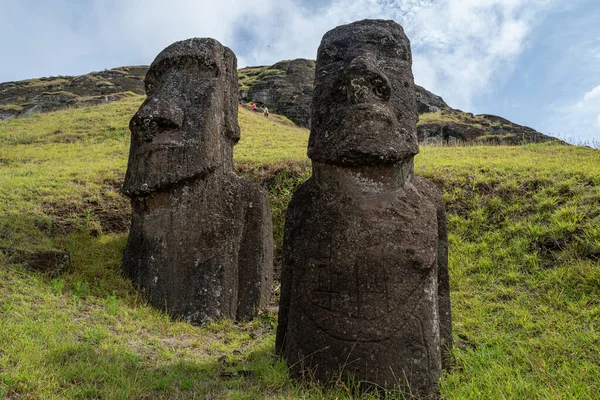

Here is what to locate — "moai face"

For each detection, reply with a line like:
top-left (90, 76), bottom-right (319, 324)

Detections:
top-left (122, 38), bottom-right (239, 196)
top-left (308, 20), bottom-right (419, 166)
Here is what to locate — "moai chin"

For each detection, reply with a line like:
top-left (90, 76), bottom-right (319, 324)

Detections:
top-left (276, 20), bottom-right (451, 396)
top-left (122, 38), bottom-right (273, 324)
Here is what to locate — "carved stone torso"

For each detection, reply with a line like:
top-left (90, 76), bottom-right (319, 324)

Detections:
top-left (125, 173), bottom-right (237, 322)
top-left (278, 164), bottom-right (442, 391)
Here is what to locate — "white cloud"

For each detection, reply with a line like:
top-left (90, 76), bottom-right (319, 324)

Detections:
top-left (549, 84), bottom-right (600, 145)
top-left (232, 0), bottom-right (557, 113)
top-left (2, 0), bottom-right (557, 109)
top-left (403, 0), bottom-right (556, 110)
top-left (0, 0), bottom-right (566, 134)
top-left (233, 0), bottom-right (433, 68)
top-left (583, 85), bottom-right (600, 102)
top-left (95, 0), bottom-right (251, 64)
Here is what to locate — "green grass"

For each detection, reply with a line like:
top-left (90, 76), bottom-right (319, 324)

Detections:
top-left (237, 65), bottom-right (287, 92)
top-left (236, 107), bottom-right (308, 162)
top-left (418, 109), bottom-right (487, 130)
top-left (0, 104), bottom-right (24, 112)
top-left (1, 98), bottom-right (599, 399)
top-left (238, 66), bottom-right (269, 91)
top-left (415, 144), bottom-right (600, 398)
top-left (38, 91), bottom-right (79, 98)
top-left (22, 77), bottom-right (70, 88)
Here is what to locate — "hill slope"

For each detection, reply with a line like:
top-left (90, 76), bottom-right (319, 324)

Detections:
top-left (0, 66), bottom-right (147, 119)
top-left (0, 97), bottom-right (598, 399)
top-left (1, 62), bottom-right (559, 144)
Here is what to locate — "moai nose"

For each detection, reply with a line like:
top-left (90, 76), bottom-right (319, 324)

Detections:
top-left (344, 56), bottom-right (391, 105)
top-left (129, 97), bottom-right (184, 142)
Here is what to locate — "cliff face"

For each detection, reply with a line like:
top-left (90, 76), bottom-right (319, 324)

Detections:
top-left (415, 84), bottom-right (449, 113)
top-left (416, 109), bottom-right (555, 145)
top-left (0, 61), bottom-right (558, 144)
top-left (238, 59), bottom-right (315, 127)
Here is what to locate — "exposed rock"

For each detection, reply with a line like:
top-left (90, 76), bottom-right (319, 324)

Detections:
top-left (419, 122), bottom-right (487, 144)
top-left (239, 59), bottom-right (315, 127)
top-left (21, 91), bottom-right (79, 116)
top-left (479, 114), bottom-right (550, 142)
top-left (416, 84), bottom-right (449, 113)
top-left (239, 61), bottom-right (452, 129)
top-left (122, 38), bottom-right (273, 324)
top-left (0, 108), bottom-right (18, 120)
top-left (417, 109), bottom-right (558, 145)
top-left (276, 20), bottom-right (451, 396)
top-left (0, 66), bottom-right (148, 118)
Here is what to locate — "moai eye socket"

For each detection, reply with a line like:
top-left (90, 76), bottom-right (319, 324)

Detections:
top-left (372, 77), bottom-right (391, 101)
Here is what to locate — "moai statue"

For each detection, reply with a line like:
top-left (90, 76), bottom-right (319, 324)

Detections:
top-left (122, 38), bottom-right (273, 324)
top-left (276, 20), bottom-right (451, 395)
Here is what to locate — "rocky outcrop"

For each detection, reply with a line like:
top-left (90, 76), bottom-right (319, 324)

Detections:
top-left (0, 66), bottom-right (148, 119)
top-left (238, 59), bottom-right (315, 127)
top-left (417, 108), bottom-right (556, 144)
top-left (415, 84), bottom-right (449, 113)
top-left (238, 61), bottom-right (454, 129)
top-left (419, 122), bottom-right (486, 144)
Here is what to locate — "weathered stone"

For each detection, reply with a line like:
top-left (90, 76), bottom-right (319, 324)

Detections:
top-left (307, 20), bottom-right (419, 166)
top-left (0, 67), bottom-right (148, 120)
top-left (415, 84), bottom-right (449, 114)
top-left (122, 38), bottom-right (273, 324)
top-left (242, 59), bottom-right (315, 127)
top-left (276, 20), bottom-right (451, 396)
top-left (418, 122), bottom-right (486, 144)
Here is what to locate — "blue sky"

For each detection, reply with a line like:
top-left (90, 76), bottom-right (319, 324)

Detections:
top-left (1, 0), bottom-right (599, 145)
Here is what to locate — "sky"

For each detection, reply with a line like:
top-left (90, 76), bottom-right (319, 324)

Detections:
top-left (1, 0), bottom-right (599, 146)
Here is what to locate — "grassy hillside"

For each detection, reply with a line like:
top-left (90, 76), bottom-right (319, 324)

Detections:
top-left (0, 97), bottom-right (599, 399)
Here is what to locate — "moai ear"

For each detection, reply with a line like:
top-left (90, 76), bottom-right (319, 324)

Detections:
top-left (223, 46), bottom-right (241, 144)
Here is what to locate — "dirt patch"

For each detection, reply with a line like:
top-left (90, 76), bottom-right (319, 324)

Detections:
top-left (42, 182), bottom-right (131, 236)
top-left (9, 250), bottom-right (70, 276)
top-left (91, 199), bottom-right (131, 233)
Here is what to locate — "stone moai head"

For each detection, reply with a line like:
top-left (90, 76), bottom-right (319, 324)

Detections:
top-left (122, 38), bottom-right (240, 196)
top-left (308, 19), bottom-right (419, 166)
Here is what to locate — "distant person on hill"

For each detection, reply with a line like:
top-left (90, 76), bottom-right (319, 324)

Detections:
top-left (263, 106), bottom-right (269, 118)
top-left (238, 102), bottom-right (242, 108)
top-left (252, 103), bottom-right (257, 112)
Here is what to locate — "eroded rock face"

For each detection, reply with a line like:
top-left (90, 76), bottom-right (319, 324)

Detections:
top-left (122, 38), bottom-right (273, 324)
top-left (276, 20), bottom-right (451, 396)
top-left (243, 59), bottom-right (315, 127)
top-left (415, 84), bottom-right (449, 114)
